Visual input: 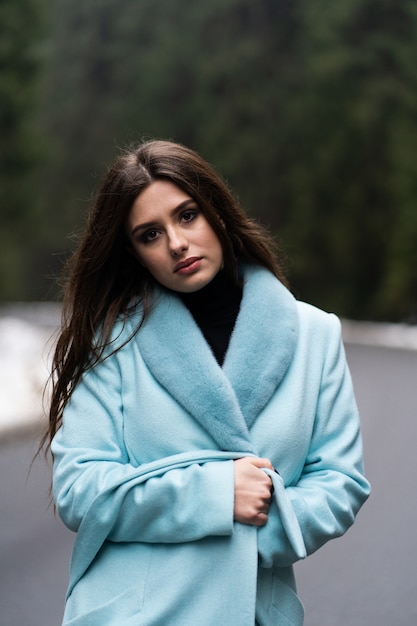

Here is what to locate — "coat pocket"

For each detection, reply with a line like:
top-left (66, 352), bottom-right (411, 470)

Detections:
top-left (63, 541), bottom-right (152, 625)
top-left (271, 570), bottom-right (304, 626)
top-left (257, 565), bottom-right (304, 626)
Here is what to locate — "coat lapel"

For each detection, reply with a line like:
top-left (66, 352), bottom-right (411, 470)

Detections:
top-left (224, 265), bottom-right (298, 427)
top-left (137, 266), bottom-right (298, 451)
top-left (137, 290), bottom-right (255, 453)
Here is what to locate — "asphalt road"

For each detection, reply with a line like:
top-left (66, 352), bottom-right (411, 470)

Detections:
top-left (0, 343), bottom-right (416, 626)
top-left (0, 436), bottom-right (73, 626)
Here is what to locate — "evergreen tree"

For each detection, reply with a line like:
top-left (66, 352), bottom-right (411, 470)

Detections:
top-left (278, 0), bottom-right (417, 320)
top-left (12, 0), bottom-right (417, 320)
top-left (0, 0), bottom-right (46, 299)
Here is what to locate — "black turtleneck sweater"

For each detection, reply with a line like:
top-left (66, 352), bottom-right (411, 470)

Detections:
top-left (179, 270), bottom-right (243, 366)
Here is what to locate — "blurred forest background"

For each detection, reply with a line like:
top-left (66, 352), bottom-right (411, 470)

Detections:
top-left (1, 0), bottom-right (417, 322)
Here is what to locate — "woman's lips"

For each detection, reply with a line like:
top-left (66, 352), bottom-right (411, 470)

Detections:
top-left (174, 257), bottom-right (202, 275)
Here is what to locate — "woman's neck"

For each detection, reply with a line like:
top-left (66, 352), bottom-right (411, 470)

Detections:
top-left (179, 269), bottom-right (243, 364)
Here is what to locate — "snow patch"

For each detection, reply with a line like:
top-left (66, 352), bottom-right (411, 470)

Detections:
top-left (342, 319), bottom-right (417, 350)
top-left (0, 317), bottom-right (55, 436)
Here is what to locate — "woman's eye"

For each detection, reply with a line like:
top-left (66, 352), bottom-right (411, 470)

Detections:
top-left (181, 209), bottom-right (198, 223)
top-left (141, 229), bottom-right (159, 243)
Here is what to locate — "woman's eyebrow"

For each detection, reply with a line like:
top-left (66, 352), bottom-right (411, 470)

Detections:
top-left (131, 220), bottom-right (158, 236)
top-left (169, 198), bottom-right (196, 217)
top-left (130, 199), bottom-right (196, 237)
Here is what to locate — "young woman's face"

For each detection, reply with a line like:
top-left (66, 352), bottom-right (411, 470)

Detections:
top-left (126, 180), bottom-right (224, 293)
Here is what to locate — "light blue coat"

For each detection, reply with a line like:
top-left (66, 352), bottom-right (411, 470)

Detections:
top-left (52, 265), bottom-right (370, 625)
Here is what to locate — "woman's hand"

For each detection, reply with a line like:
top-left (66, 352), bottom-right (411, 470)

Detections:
top-left (233, 457), bottom-right (274, 526)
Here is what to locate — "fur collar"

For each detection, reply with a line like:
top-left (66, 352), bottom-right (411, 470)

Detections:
top-left (137, 265), bottom-right (298, 452)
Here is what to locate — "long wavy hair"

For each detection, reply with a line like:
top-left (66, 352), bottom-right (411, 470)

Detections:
top-left (44, 139), bottom-right (287, 449)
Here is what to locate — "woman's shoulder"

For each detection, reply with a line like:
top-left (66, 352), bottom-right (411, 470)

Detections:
top-left (99, 301), bottom-right (145, 356)
top-left (295, 300), bottom-right (342, 341)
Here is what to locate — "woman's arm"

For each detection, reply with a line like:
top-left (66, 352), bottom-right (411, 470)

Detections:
top-left (257, 314), bottom-right (371, 567)
top-left (52, 351), bottom-right (235, 544)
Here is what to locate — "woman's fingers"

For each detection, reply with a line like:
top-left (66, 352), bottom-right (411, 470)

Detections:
top-left (233, 457), bottom-right (274, 526)
top-left (246, 456), bottom-right (274, 471)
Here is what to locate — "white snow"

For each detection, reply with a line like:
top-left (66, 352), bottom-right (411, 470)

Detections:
top-left (0, 311), bottom-right (58, 437)
top-left (342, 319), bottom-right (417, 350)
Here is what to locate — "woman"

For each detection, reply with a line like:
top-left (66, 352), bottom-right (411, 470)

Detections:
top-left (47, 139), bottom-right (370, 625)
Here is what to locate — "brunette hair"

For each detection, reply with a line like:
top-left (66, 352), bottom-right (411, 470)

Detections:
top-left (45, 139), bottom-right (287, 447)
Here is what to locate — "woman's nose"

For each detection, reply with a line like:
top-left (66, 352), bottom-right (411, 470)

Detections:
top-left (168, 228), bottom-right (188, 256)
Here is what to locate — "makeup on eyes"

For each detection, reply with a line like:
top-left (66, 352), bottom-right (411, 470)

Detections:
top-left (133, 204), bottom-right (200, 245)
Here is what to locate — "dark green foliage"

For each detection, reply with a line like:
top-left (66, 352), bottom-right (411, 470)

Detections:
top-left (3, 0), bottom-right (417, 320)
top-left (278, 0), bottom-right (417, 320)
top-left (0, 0), bottom-right (46, 299)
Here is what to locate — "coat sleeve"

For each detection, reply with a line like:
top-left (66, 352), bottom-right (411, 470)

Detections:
top-left (257, 313), bottom-right (371, 568)
top-left (51, 346), bottom-right (235, 544)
